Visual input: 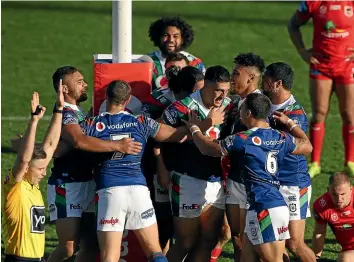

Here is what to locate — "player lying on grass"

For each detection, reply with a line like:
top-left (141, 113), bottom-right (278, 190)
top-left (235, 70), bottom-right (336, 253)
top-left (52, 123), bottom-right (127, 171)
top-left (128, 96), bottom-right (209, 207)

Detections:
top-left (3, 83), bottom-right (64, 262)
top-left (312, 172), bottom-right (354, 262)
top-left (182, 92), bottom-right (313, 262)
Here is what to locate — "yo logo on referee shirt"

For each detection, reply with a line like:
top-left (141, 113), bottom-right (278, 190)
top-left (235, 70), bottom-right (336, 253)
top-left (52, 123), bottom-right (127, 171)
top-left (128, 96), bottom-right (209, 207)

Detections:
top-left (30, 206), bottom-right (45, 233)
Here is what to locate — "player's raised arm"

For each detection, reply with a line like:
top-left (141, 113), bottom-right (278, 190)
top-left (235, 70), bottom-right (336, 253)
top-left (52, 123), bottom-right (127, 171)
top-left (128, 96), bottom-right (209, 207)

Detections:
top-left (272, 111), bottom-right (312, 155)
top-left (41, 79), bottom-right (64, 164)
top-left (12, 92), bottom-right (46, 182)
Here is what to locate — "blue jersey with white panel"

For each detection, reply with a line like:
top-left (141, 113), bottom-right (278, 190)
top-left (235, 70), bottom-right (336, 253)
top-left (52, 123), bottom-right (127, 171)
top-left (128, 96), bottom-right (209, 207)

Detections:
top-left (268, 95), bottom-right (311, 189)
top-left (220, 127), bottom-right (296, 211)
top-left (83, 111), bottom-right (161, 190)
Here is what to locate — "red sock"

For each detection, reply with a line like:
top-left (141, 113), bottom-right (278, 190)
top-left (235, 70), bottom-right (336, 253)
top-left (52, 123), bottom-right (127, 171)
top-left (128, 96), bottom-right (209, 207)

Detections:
top-left (210, 248), bottom-right (222, 262)
top-left (343, 125), bottom-right (354, 164)
top-left (310, 122), bottom-right (325, 164)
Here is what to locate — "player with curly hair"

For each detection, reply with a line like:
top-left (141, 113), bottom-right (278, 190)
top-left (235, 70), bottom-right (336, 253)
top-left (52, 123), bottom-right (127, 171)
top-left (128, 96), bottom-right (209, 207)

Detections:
top-left (147, 16), bottom-right (206, 90)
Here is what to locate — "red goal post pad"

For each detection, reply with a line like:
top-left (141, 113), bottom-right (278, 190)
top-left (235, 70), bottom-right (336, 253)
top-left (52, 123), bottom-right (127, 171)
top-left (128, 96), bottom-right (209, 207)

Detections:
top-left (93, 54), bottom-right (154, 116)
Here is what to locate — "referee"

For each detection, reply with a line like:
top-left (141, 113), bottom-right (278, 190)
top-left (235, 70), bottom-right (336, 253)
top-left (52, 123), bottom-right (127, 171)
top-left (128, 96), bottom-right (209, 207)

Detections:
top-left (3, 81), bottom-right (64, 262)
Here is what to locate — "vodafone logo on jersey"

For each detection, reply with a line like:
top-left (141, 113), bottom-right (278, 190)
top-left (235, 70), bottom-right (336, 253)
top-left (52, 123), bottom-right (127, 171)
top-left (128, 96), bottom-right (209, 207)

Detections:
top-left (252, 136), bottom-right (262, 146)
top-left (96, 122), bottom-right (106, 132)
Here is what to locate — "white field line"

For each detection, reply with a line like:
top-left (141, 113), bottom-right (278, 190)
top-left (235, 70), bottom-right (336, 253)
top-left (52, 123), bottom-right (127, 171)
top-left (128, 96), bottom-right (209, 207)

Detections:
top-left (1, 113), bottom-right (340, 121)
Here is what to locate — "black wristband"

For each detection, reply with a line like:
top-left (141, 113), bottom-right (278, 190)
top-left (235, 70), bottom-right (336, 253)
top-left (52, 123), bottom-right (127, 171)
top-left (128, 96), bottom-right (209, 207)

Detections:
top-left (53, 108), bottom-right (63, 114)
top-left (31, 105), bottom-right (43, 115)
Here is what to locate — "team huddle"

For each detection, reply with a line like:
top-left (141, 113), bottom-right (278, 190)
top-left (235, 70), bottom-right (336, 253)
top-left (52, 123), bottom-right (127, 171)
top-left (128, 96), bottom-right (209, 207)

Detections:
top-left (3, 1), bottom-right (354, 262)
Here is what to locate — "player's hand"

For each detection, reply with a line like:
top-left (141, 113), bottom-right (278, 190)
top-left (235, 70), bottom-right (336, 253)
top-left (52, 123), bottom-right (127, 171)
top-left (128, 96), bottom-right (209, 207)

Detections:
top-left (182, 110), bottom-right (200, 130)
top-left (346, 47), bottom-right (354, 62)
top-left (271, 111), bottom-right (291, 126)
top-left (157, 163), bottom-right (170, 191)
top-left (31, 92), bottom-right (46, 121)
top-left (56, 79), bottom-right (65, 110)
top-left (208, 106), bottom-right (226, 126)
top-left (11, 134), bottom-right (23, 152)
top-left (299, 48), bottom-right (320, 65)
top-left (115, 138), bottom-right (142, 155)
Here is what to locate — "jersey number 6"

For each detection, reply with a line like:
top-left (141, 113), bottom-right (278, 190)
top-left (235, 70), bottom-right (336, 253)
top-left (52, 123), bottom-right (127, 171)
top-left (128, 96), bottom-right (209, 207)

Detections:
top-left (266, 151), bottom-right (279, 175)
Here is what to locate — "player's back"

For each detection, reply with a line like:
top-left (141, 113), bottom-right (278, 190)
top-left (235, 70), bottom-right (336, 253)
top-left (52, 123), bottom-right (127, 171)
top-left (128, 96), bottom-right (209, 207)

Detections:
top-left (240, 128), bottom-right (294, 210)
top-left (84, 112), bottom-right (160, 190)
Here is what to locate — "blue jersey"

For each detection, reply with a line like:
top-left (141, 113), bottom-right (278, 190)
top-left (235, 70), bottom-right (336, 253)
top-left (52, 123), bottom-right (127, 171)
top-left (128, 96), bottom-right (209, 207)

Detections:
top-left (220, 127), bottom-right (297, 211)
top-left (269, 95), bottom-right (311, 188)
top-left (83, 112), bottom-right (161, 190)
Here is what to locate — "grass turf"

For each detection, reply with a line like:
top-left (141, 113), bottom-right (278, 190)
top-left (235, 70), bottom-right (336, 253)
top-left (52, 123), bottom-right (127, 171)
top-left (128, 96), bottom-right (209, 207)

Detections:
top-left (1, 1), bottom-right (345, 261)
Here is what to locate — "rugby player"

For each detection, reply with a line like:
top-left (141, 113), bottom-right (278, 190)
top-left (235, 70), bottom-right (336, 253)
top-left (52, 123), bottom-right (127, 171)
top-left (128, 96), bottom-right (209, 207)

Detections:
top-left (162, 66), bottom-right (230, 262)
top-left (312, 172), bottom-right (354, 261)
top-left (288, 1), bottom-right (354, 177)
top-left (220, 53), bottom-right (265, 261)
top-left (3, 85), bottom-right (63, 262)
top-left (183, 93), bottom-right (313, 262)
top-left (147, 16), bottom-right (205, 90)
top-left (47, 66), bottom-right (142, 262)
top-left (83, 80), bottom-right (188, 262)
top-left (263, 62), bottom-right (316, 262)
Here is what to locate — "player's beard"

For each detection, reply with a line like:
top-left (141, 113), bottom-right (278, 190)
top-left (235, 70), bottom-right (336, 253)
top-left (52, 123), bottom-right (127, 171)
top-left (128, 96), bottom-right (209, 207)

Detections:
top-left (77, 92), bottom-right (88, 103)
top-left (160, 43), bottom-right (182, 56)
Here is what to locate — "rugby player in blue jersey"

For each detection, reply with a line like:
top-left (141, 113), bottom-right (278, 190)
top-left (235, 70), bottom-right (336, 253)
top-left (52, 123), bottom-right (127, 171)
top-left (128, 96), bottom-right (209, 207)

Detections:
top-left (183, 93), bottom-right (312, 262)
top-left (262, 62), bottom-right (316, 262)
top-left (84, 80), bottom-right (187, 262)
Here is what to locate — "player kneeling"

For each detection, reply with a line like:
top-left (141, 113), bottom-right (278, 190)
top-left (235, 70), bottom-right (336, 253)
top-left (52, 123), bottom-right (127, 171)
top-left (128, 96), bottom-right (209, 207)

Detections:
top-left (183, 93), bottom-right (312, 262)
top-left (83, 80), bottom-right (187, 262)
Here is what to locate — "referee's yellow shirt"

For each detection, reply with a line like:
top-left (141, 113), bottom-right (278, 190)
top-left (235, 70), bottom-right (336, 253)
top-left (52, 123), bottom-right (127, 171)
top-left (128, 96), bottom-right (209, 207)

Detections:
top-left (2, 171), bottom-right (45, 259)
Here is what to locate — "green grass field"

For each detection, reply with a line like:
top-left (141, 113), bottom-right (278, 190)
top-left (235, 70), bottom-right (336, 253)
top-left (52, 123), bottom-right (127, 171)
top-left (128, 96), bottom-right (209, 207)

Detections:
top-left (1, 1), bottom-right (345, 261)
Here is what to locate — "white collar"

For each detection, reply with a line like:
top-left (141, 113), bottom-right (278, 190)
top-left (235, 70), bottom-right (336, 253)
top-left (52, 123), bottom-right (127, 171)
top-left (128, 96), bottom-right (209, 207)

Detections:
top-left (100, 111), bottom-right (131, 116)
top-left (64, 102), bottom-right (80, 111)
top-left (271, 95), bottom-right (295, 113)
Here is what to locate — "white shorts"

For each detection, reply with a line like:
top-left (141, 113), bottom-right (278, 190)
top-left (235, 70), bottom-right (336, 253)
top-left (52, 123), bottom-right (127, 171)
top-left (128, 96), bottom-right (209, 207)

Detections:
top-left (170, 171), bottom-right (225, 218)
top-left (225, 178), bottom-right (249, 209)
top-left (245, 206), bottom-right (290, 245)
top-left (279, 185), bottom-right (312, 221)
top-left (97, 185), bottom-right (156, 232)
top-left (153, 174), bottom-right (170, 203)
top-left (47, 180), bottom-right (96, 221)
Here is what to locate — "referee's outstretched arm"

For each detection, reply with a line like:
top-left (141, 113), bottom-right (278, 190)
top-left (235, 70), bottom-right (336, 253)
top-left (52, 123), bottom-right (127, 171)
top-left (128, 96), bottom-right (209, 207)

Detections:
top-left (12, 92), bottom-right (47, 182)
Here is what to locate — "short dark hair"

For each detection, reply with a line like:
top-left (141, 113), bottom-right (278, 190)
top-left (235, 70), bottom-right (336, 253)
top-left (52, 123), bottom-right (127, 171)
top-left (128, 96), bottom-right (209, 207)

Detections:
top-left (204, 66), bottom-right (230, 83)
top-left (264, 62), bottom-right (294, 90)
top-left (244, 93), bottom-right (271, 120)
top-left (167, 66), bottom-right (204, 94)
top-left (106, 80), bottom-right (131, 105)
top-left (165, 52), bottom-right (190, 66)
top-left (148, 17), bottom-right (194, 50)
top-left (52, 66), bottom-right (79, 92)
top-left (32, 147), bottom-right (47, 160)
top-left (233, 53), bottom-right (265, 73)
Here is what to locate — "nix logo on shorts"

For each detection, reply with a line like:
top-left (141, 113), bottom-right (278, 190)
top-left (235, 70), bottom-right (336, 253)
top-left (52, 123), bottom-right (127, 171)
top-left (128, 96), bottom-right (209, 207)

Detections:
top-left (277, 226), bottom-right (288, 235)
top-left (70, 204), bottom-right (82, 210)
top-left (141, 208), bottom-right (155, 219)
top-left (100, 217), bottom-right (119, 226)
top-left (182, 204), bottom-right (201, 210)
top-left (30, 206), bottom-right (45, 234)
top-left (96, 122), bottom-right (106, 132)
